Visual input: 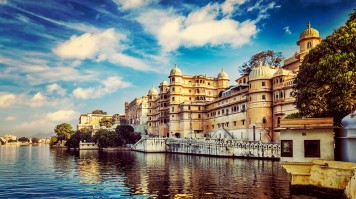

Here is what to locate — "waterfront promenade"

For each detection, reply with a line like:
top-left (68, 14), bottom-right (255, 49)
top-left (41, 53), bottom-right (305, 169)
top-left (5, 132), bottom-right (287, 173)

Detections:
top-left (132, 137), bottom-right (281, 159)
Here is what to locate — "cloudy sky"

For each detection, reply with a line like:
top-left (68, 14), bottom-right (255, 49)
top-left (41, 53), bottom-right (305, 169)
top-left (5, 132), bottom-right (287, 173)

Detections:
top-left (0, 0), bottom-right (354, 137)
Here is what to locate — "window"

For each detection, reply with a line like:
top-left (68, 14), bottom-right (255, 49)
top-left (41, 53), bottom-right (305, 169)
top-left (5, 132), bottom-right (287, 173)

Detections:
top-left (281, 140), bottom-right (293, 157)
top-left (198, 114), bottom-right (201, 119)
top-left (172, 87), bottom-right (175, 92)
top-left (212, 124), bottom-right (214, 129)
top-left (262, 117), bottom-right (266, 124)
top-left (172, 107), bottom-right (174, 112)
top-left (188, 106), bottom-right (191, 110)
top-left (172, 77), bottom-right (175, 82)
top-left (172, 97), bottom-right (175, 101)
top-left (307, 41), bottom-right (312, 48)
top-left (304, 140), bottom-right (320, 157)
top-left (262, 82), bottom-right (266, 87)
top-left (249, 83), bottom-right (251, 88)
top-left (234, 121), bottom-right (237, 126)
top-left (277, 117), bottom-right (281, 126)
top-left (242, 120), bottom-right (245, 125)
top-left (262, 95), bottom-right (266, 100)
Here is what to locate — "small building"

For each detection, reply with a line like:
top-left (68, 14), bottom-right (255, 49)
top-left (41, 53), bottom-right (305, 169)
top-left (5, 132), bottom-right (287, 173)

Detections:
top-left (278, 117), bottom-right (334, 162)
top-left (79, 141), bottom-right (99, 150)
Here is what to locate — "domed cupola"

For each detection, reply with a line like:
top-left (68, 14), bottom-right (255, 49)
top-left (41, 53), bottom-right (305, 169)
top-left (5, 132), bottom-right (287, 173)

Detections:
top-left (160, 80), bottom-right (168, 86)
top-left (297, 22), bottom-right (321, 45)
top-left (148, 86), bottom-right (158, 95)
top-left (217, 68), bottom-right (229, 79)
top-left (170, 64), bottom-right (182, 77)
top-left (249, 62), bottom-right (276, 81)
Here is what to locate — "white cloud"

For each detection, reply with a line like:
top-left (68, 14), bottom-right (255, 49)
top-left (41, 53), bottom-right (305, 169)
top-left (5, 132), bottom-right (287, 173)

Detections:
top-left (0, 0), bottom-right (7, 5)
top-left (16, 119), bottom-right (53, 130)
top-left (73, 76), bottom-right (131, 99)
top-left (283, 26), bottom-right (292, 34)
top-left (28, 92), bottom-right (46, 108)
top-left (0, 93), bottom-right (16, 108)
top-left (221, 0), bottom-right (246, 15)
top-left (137, 4), bottom-right (258, 52)
top-left (54, 28), bottom-right (153, 71)
top-left (46, 110), bottom-right (78, 122)
top-left (47, 83), bottom-right (66, 96)
top-left (113, 0), bottom-right (147, 9)
top-left (5, 116), bottom-right (16, 121)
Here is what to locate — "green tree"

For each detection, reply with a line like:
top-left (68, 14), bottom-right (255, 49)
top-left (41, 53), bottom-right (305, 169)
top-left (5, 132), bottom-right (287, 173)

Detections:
top-left (99, 117), bottom-right (113, 128)
top-left (292, 10), bottom-right (356, 124)
top-left (92, 109), bottom-right (107, 114)
top-left (18, 137), bottom-right (30, 143)
top-left (93, 129), bottom-right (122, 148)
top-left (54, 123), bottom-right (74, 141)
top-left (49, 136), bottom-right (58, 147)
top-left (238, 50), bottom-right (284, 75)
top-left (66, 129), bottom-right (93, 148)
top-left (31, 137), bottom-right (39, 144)
top-left (116, 125), bottom-right (141, 144)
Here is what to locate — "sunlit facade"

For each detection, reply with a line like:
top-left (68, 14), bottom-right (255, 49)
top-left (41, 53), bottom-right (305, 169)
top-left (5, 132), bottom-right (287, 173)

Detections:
top-left (131, 23), bottom-right (321, 142)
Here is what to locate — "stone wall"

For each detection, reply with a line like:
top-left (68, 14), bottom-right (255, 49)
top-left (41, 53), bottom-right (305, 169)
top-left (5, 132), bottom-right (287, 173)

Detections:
top-left (131, 138), bottom-right (166, 152)
top-left (132, 138), bottom-right (280, 159)
top-left (281, 160), bottom-right (356, 198)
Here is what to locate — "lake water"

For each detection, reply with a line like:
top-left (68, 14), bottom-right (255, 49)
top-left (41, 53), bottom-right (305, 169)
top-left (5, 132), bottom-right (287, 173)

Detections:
top-left (0, 145), bottom-right (316, 198)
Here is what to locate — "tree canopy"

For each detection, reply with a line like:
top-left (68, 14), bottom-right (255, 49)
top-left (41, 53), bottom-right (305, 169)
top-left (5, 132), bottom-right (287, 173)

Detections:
top-left (292, 10), bottom-right (356, 124)
top-left (238, 50), bottom-right (284, 75)
top-left (92, 109), bottom-right (107, 114)
top-left (116, 125), bottom-right (141, 144)
top-left (54, 123), bottom-right (74, 141)
top-left (18, 137), bottom-right (30, 142)
top-left (99, 117), bottom-right (113, 128)
top-left (31, 137), bottom-right (39, 143)
top-left (66, 129), bottom-right (93, 149)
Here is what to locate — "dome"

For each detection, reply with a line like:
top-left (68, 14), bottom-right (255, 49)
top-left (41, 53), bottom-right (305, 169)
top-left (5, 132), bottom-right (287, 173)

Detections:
top-left (160, 80), bottom-right (168, 86)
top-left (217, 68), bottom-right (229, 79)
top-left (341, 110), bottom-right (356, 129)
top-left (249, 64), bottom-right (276, 81)
top-left (273, 67), bottom-right (293, 77)
top-left (297, 22), bottom-right (320, 44)
top-left (148, 86), bottom-right (158, 95)
top-left (170, 64), bottom-right (182, 76)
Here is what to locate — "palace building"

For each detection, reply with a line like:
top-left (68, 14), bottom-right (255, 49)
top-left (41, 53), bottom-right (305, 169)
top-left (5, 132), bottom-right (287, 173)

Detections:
top-left (125, 22), bottom-right (322, 143)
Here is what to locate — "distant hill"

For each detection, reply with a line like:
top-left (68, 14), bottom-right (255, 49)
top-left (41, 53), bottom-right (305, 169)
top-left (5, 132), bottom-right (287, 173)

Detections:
top-left (31, 132), bottom-right (55, 138)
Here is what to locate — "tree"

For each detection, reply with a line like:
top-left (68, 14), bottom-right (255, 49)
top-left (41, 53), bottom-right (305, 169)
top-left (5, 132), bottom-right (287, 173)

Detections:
top-left (54, 123), bottom-right (74, 141)
top-left (0, 139), bottom-right (5, 145)
top-left (18, 137), bottom-right (30, 143)
top-left (92, 109), bottom-right (107, 114)
top-left (99, 117), bottom-right (113, 128)
top-left (49, 136), bottom-right (58, 147)
top-left (93, 129), bottom-right (122, 148)
top-left (292, 10), bottom-right (356, 125)
top-left (238, 50), bottom-right (284, 75)
top-left (66, 129), bottom-right (93, 148)
top-left (31, 137), bottom-right (39, 144)
top-left (116, 125), bottom-right (141, 144)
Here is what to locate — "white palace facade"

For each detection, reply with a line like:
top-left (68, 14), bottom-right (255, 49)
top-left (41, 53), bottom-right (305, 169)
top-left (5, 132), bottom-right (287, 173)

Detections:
top-left (125, 23), bottom-right (322, 143)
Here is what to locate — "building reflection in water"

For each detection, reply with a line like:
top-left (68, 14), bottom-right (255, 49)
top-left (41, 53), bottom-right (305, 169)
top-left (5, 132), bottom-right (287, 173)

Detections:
top-left (119, 152), bottom-right (290, 198)
top-left (50, 149), bottom-right (291, 198)
top-left (78, 150), bottom-right (101, 184)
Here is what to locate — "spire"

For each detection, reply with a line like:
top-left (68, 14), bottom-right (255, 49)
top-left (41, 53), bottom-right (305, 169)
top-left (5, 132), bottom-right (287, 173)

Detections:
top-left (221, 68), bottom-right (224, 72)
top-left (307, 22), bottom-right (311, 29)
top-left (174, 64), bottom-right (177, 68)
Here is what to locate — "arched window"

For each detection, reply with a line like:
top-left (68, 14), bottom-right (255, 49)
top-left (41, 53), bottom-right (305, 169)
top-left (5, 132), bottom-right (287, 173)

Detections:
top-left (172, 97), bottom-right (175, 101)
top-left (307, 42), bottom-right (312, 48)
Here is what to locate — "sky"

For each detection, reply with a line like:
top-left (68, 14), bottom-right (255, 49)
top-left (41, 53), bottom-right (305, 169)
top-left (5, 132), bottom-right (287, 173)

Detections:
top-left (0, 0), bottom-right (355, 137)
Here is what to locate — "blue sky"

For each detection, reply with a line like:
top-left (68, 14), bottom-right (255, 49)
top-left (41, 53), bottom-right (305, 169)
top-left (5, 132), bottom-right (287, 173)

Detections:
top-left (0, 0), bottom-right (355, 137)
